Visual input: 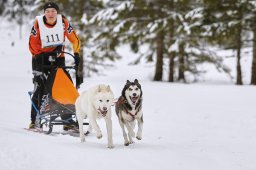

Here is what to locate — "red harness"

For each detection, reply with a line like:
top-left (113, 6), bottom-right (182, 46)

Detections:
top-left (125, 107), bottom-right (138, 118)
top-left (116, 98), bottom-right (138, 118)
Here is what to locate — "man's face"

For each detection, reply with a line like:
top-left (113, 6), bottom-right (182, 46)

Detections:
top-left (44, 8), bottom-right (58, 23)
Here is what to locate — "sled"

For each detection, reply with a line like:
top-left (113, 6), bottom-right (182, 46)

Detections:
top-left (24, 127), bottom-right (88, 137)
top-left (28, 51), bottom-right (88, 134)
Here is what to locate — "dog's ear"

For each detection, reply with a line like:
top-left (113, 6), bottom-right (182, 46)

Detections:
top-left (97, 85), bottom-right (102, 92)
top-left (106, 85), bottom-right (111, 92)
top-left (122, 84), bottom-right (127, 98)
top-left (121, 87), bottom-right (126, 98)
top-left (134, 79), bottom-right (142, 97)
top-left (134, 79), bottom-right (141, 89)
top-left (126, 80), bottom-right (131, 84)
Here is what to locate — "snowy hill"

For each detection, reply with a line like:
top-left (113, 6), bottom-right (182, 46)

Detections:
top-left (0, 26), bottom-right (256, 170)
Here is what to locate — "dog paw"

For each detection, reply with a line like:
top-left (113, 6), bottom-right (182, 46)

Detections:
top-left (85, 131), bottom-right (90, 136)
top-left (129, 140), bottom-right (135, 144)
top-left (124, 142), bottom-right (129, 146)
top-left (97, 133), bottom-right (103, 139)
top-left (107, 145), bottom-right (115, 149)
top-left (136, 136), bottom-right (142, 140)
top-left (80, 137), bottom-right (85, 143)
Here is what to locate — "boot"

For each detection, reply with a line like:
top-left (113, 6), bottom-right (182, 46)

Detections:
top-left (29, 122), bottom-right (35, 129)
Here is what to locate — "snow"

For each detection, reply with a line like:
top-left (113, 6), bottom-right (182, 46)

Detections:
top-left (0, 24), bottom-right (256, 170)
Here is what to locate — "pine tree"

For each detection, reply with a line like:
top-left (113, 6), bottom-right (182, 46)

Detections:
top-left (84, 0), bottom-right (232, 82)
top-left (248, 1), bottom-right (256, 85)
top-left (166, 0), bottom-right (228, 82)
top-left (0, 0), bottom-right (8, 15)
top-left (3, 0), bottom-right (35, 39)
top-left (90, 0), bottom-right (168, 81)
top-left (203, 0), bottom-right (254, 85)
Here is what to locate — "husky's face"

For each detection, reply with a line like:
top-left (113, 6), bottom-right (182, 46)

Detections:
top-left (94, 85), bottom-right (114, 117)
top-left (123, 79), bottom-right (142, 105)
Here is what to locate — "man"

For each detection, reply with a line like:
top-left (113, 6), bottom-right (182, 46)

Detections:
top-left (28, 2), bottom-right (81, 129)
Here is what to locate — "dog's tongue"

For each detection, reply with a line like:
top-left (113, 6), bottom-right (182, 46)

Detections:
top-left (131, 96), bottom-right (138, 103)
top-left (101, 111), bottom-right (107, 117)
top-left (98, 109), bottom-right (107, 117)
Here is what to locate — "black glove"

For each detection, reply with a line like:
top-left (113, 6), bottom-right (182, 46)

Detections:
top-left (56, 57), bottom-right (65, 67)
top-left (76, 75), bottom-right (83, 89)
top-left (74, 53), bottom-right (80, 67)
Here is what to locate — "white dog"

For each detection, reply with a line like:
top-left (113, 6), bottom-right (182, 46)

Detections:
top-left (75, 84), bottom-right (114, 148)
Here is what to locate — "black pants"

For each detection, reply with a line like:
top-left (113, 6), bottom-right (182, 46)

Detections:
top-left (30, 54), bottom-right (68, 123)
top-left (31, 76), bottom-right (45, 123)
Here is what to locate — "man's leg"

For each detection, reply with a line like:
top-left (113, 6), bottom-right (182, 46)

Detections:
top-left (30, 73), bottom-right (44, 128)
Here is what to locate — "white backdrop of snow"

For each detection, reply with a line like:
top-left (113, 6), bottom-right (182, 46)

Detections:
top-left (0, 23), bottom-right (255, 170)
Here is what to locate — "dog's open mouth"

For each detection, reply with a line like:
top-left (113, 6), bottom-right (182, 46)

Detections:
top-left (129, 96), bottom-right (139, 105)
top-left (97, 108), bottom-right (108, 117)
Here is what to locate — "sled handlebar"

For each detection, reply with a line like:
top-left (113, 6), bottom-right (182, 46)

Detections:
top-left (39, 51), bottom-right (76, 68)
top-left (39, 51), bottom-right (76, 61)
top-left (41, 65), bottom-right (76, 69)
top-left (39, 51), bottom-right (83, 89)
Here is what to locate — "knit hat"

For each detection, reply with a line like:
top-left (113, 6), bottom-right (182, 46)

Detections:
top-left (43, 2), bottom-right (59, 12)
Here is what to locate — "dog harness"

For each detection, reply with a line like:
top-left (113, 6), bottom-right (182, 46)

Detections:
top-left (116, 98), bottom-right (140, 119)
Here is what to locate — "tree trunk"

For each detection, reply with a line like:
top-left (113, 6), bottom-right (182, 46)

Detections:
top-left (168, 53), bottom-right (175, 82)
top-left (178, 42), bottom-right (185, 82)
top-left (236, 23), bottom-right (243, 85)
top-left (153, 31), bottom-right (164, 81)
top-left (19, 24), bottom-right (22, 40)
top-left (168, 0), bottom-right (175, 82)
top-left (251, 16), bottom-right (256, 85)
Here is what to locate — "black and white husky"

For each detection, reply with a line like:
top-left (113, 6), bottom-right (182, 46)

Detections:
top-left (115, 79), bottom-right (143, 146)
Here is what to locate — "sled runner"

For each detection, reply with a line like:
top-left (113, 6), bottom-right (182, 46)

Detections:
top-left (28, 51), bottom-right (88, 134)
top-left (24, 127), bottom-right (86, 137)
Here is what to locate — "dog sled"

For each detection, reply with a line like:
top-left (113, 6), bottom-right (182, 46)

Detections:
top-left (28, 51), bottom-right (88, 134)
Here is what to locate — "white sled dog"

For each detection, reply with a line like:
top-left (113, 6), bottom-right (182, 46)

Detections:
top-left (115, 79), bottom-right (143, 146)
top-left (75, 84), bottom-right (115, 148)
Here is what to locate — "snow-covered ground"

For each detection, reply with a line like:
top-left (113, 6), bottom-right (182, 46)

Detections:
top-left (0, 25), bottom-right (256, 170)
